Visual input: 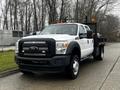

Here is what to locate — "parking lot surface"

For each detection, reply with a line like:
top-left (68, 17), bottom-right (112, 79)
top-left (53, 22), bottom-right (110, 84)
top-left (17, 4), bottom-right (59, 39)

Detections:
top-left (0, 43), bottom-right (120, 90)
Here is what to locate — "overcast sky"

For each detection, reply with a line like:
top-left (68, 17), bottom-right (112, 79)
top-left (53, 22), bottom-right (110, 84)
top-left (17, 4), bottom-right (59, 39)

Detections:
top-left (111, 3), bottom-right (120, 17)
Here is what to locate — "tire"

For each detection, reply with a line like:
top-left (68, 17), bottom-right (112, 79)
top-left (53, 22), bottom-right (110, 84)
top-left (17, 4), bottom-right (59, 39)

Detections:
top-left (67, 54), bottom-right (80, 80)
top-left (94, 46), bottom-right (104, 60)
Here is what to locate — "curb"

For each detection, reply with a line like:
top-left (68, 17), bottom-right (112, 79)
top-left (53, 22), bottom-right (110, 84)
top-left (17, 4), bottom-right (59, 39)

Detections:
top-left (0, 68), bottom-right (19, 78)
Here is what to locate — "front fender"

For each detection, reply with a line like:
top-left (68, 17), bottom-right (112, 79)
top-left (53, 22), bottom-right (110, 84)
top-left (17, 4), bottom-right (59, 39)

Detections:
top-left (66, 41), bottom-right (81, 55)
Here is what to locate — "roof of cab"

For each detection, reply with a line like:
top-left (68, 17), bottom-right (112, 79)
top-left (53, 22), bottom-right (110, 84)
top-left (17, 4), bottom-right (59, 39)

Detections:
top-left (51, 23), bottom-right (86, 26)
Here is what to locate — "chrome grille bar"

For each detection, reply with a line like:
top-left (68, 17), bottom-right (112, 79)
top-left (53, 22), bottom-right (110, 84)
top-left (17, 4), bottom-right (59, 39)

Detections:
top-left (24, 41), bottom-right (46, 44)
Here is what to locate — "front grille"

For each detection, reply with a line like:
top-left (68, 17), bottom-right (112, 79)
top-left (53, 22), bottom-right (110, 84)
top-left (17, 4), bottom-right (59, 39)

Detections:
top-left (18, 38), bottom-right (55, 58)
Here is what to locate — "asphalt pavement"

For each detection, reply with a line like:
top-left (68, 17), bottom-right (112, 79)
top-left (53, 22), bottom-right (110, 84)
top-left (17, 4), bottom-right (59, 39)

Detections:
top-left (0, 43), bottom-right (120, 90)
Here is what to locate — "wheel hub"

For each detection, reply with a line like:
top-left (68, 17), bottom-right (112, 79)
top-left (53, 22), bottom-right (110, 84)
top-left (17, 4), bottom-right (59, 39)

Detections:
top-left (73, 57), bottom-right (79, 75)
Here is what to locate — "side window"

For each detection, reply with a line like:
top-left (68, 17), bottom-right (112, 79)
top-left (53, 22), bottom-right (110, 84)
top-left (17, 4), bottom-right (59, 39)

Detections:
top-left (85, 26), bottom-right (90, 31)
top-left (79, 25), bottom-right (86, 33)
top-left (79, 25), bottom-right (87, 38)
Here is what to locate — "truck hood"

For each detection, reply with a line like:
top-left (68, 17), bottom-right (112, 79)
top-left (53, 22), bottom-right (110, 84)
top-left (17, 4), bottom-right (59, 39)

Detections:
top-left (22, 34), bottom-right (76, 41)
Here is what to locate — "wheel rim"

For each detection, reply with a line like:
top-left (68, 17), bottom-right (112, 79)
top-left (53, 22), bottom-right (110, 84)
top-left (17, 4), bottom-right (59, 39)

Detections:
top-left (101, 52), bottom-right (104, 58)
top-left (73, 56), bottom-right (79, 75)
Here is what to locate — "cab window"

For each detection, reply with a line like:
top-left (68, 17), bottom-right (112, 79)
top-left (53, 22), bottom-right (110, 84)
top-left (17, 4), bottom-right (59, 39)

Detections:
top-left (85, 26), bottom-right (90, 31)
top-left (79, 25), bottom-right (87, 38)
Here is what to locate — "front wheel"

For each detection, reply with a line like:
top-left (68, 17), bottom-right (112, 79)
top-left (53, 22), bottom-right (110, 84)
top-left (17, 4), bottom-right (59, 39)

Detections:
top-left (67, 54), bottom-right (80, 79)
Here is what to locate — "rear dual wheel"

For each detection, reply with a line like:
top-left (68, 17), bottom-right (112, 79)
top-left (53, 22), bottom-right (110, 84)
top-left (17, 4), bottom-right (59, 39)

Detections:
top-left (94, 46), bottom-right (104, 60)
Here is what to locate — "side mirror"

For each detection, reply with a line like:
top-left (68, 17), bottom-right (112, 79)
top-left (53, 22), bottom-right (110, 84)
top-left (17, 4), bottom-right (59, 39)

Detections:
top-left (87, 30), bottom-right (93, 38)
top-left (32, 32), bottom-right (36, 35)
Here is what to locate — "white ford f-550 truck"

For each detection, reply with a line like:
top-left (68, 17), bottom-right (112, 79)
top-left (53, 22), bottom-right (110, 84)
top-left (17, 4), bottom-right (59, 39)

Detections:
top-left (15, 23), bottom-right (105, 79)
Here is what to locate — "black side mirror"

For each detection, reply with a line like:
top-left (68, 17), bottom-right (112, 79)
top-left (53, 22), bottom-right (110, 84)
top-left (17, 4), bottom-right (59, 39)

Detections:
top-left (32, 32), bottom-right (36, 35)
top-left (87, 30), bottom-right (93, 38)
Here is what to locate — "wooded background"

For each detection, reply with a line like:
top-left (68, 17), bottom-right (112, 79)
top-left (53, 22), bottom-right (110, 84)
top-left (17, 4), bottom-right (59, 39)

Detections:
top-left (0, 0), bottom-right (120, 41)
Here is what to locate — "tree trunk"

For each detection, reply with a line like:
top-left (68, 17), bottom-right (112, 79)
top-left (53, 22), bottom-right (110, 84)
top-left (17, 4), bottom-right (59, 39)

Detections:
top-left (33, 0), bottom-right (38, 31)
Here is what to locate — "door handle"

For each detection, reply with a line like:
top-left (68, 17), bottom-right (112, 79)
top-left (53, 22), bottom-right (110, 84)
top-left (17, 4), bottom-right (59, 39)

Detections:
top-left (87, 40), bottom-right (89, 44)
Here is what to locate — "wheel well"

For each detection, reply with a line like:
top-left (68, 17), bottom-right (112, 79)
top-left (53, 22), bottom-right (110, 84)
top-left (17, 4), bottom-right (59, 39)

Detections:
top-left (72, 47), bottom-right (80, 58)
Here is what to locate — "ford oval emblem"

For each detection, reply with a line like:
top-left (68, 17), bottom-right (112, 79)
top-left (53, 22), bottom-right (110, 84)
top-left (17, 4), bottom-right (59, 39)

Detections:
top-left (29, 46), bottom-right (38, 51)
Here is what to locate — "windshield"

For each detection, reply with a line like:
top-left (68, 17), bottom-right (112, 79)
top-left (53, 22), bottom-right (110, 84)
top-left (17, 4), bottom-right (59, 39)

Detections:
top-left (40, 24), bottom-right (77, 35)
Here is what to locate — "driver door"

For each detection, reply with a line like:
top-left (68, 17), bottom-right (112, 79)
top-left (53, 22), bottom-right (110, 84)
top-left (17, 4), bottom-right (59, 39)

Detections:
top-left (78, 25), bottom-right (88, 58)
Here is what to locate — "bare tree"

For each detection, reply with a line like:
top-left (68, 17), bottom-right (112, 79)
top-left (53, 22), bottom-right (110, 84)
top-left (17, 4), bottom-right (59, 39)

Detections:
top-left (74, 0), bottom-right (117, 23)
top-left (3, 0), bottom-right (10, 30)
top-left (59, 0), bottom-right (71, 22)
top-left (19, 1), bottom-right (25, 31)
top-left (41, 0), bottom-right (46, 29)
top-left (37, 0), bottom-right (46, 30)
top-left (27, 3), bottom-right (32, 32)
top-left (1, 0), bottom-right (119, 42)
top-left (46, 0), bottom-right (58, 24)
top-left (100, 14), bottom-right (120, 41)
top-left (13, 0), bottom-right (19, 30)
top-left (9, 0), bottom-right (14, 30)
top-left (33, 0), bottom-right (38, 31)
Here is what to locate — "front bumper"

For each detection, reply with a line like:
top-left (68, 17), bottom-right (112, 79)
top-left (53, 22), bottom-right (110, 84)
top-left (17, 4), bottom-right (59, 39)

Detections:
top-left (15, 55), bottom-right (70, 73)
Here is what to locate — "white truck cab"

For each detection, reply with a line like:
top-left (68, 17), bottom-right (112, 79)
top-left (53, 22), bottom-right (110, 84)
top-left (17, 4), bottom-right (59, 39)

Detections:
top-left (15, 23), bottom-right (104, 79)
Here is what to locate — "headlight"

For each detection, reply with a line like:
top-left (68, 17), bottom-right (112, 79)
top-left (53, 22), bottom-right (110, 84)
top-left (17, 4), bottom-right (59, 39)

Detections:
top-left (15, 41), bottom-right (19, 54)
top-left (56, 41), bottom-right (69, 54)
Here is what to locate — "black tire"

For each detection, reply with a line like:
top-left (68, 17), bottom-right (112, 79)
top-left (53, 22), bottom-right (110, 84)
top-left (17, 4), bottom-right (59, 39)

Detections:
top-left (94, 46), bottom-right (104, 60)
top-left (67, 54), bottom-right (80, 80)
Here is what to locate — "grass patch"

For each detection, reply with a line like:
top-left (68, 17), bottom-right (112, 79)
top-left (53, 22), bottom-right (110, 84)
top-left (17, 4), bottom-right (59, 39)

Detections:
top-left (0, 51), bottom-right (17, 72)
